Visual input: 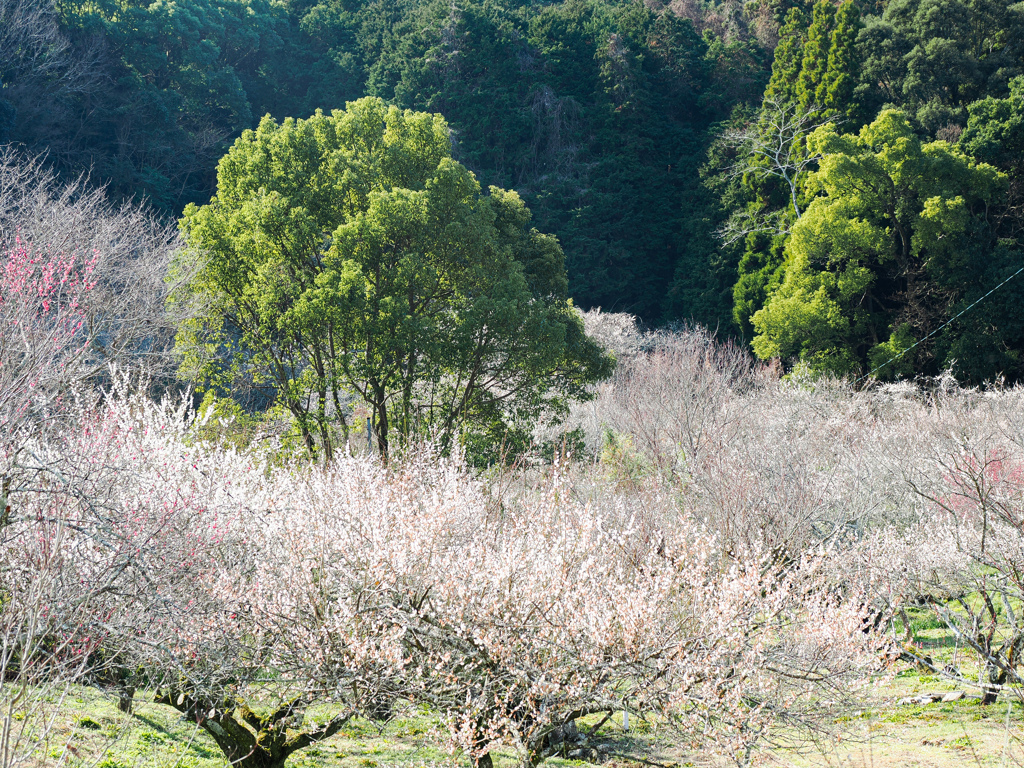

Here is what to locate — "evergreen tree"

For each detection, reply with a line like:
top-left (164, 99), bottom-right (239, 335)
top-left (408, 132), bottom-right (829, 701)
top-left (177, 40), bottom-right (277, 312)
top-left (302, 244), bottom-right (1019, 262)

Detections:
top-left (796, 0), bottom-right (835, 113)
top-left (175, 99), bottom-right (612, 459)
top-left (751, 110), bottom-right (1018, 381)
top-left (855, 0), bottom-right (1024, 135)
top-left (762, 7), bottom-right (808, 105)
top-left (729, 0), bottom-right (862, 337)
top-left (961, 75), bottom-right (1024, 233)
top-left (823, 1), bottom-right (860, 119)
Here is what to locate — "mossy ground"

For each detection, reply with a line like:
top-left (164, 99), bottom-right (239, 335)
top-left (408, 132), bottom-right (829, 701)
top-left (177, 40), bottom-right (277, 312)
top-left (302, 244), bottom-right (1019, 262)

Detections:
top-left (22, 677), bottom-right (1024, 768)
top-left (762, 604), bottom-right (1024, 767)
top-left (16, 607), bottom-right (1024, 768)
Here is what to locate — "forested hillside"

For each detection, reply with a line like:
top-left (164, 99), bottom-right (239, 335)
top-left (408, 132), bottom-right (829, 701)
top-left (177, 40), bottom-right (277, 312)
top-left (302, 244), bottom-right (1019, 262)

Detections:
top-left (3, 0), bottom-right (1024, 380)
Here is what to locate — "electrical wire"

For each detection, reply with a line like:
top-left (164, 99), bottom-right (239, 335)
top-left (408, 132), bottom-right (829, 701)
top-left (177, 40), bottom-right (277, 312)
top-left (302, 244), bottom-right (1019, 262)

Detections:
top-left (856, 263), bottom-right (1024, 384)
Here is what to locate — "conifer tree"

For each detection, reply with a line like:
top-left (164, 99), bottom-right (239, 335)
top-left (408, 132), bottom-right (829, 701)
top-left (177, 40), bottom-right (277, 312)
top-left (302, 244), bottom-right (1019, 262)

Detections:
top-left (762, 8), bottom-right (808, 105)
top-left (796, 1), bottom-right (835, 113)
top-left (731, 7), bottom-right (810, 338)
top-left (823, 1), bottom-right (860, 118)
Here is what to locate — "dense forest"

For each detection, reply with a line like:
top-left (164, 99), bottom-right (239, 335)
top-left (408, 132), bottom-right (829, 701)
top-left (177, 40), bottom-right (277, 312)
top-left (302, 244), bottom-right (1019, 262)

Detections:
top-left (3, 0), bottom-right (1024, 381)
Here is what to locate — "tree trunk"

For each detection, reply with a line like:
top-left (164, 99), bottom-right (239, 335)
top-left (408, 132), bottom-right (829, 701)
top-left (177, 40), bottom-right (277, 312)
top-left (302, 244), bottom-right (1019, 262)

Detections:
top-left (291, 405), bottom-right (317, 457)
top-left (1, 475), bottom-right (10, 530)
top-left (373, 400), bottom-right (389, 460)
top-left (979, 662), bottom-right (1004, 705)
top-left (524, 719), bottom-right (580, 768)
top-left (154, 691), bottom-right (351, 768)
top-left (117, 686), bottom-right (135, 714)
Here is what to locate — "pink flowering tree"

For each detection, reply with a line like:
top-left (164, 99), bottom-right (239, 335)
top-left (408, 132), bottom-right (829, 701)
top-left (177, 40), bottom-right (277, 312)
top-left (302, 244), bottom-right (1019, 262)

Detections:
top-left (0, 481), bottom-right (112, 768)
top-left (0, 152), bottom-right (189, 767)
top-left (0, 237), bottom-right (111, 767)
top-left (0, 238), bottom-right (97, 439)
top-left (73, 424), bottom-right (886, 768)
top-left (73, 389), bottom-right (399, 768)
top-left (372, 468), bottom-right (886, 768)
top-left (0, 149), bottom-right (190, 448)
top-left (0, 381), bottom-right (375, 768)
top-left (856, 437), bottom-right (1024, 705)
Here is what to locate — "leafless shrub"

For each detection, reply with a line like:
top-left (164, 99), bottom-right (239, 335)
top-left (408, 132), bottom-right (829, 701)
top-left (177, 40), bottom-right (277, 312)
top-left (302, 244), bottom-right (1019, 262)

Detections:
top-left (936, 122), bottom-right (964, 144)
top-left (842, 386), bottom-right (1024, 705)
top-left (551, 314), bottom-right (953, 559)
top-left (0, 149), bottom-right (195, 438)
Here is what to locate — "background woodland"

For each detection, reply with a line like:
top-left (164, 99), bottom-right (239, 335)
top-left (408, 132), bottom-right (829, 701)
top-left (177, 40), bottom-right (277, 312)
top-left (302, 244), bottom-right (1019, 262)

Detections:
top-left (5, 0), bottom-right (1024, 382)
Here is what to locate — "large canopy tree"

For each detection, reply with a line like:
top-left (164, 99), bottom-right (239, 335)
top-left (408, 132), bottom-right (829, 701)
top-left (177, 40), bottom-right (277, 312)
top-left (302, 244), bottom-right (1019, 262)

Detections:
top-left (174, 97), bottom-right (612, 459)
top-left (750, 109), bottom-right (1022, 381)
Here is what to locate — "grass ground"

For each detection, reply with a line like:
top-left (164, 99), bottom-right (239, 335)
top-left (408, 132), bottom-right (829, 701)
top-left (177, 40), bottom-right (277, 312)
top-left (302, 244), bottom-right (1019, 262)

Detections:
top-left (22, 674), bottom-right (1024, 768)
top-left (15, 610), bottom-right (1024, 768)
top-left (763, 605), bottom-right (1024, 768)
top-left (766, 670), bottom-right (1024, 767)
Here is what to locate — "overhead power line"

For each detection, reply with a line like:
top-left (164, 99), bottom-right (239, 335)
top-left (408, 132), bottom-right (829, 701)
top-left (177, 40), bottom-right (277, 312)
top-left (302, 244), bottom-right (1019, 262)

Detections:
top-left (857, 263), bottom-right (1024, 384)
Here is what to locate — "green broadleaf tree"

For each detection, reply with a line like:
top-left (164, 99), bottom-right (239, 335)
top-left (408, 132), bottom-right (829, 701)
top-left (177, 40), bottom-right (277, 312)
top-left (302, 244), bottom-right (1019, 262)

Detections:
top-left (174, 97), bottom-right (612, 459)
top-left (751, 109), bottom-right (1013, 379)
top-left (961, 75), bottom-right (1024, 233)
top-left (729, 0), bottom-right (861, 337)
top-left (854, 0), bottom-right (1024, 135)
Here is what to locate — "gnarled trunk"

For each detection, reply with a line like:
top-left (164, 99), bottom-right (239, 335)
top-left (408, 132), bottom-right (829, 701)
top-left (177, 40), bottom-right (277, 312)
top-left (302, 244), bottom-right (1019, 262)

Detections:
top-left (155, 689), bottom-right (352, 768)
top-left (979, 662), bottom-right (1005, 705)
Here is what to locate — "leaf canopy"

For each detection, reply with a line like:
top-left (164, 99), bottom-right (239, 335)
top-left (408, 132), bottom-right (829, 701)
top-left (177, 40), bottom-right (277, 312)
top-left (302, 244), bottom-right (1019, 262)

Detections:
top-left (176, 97), bottom-right (612, 459)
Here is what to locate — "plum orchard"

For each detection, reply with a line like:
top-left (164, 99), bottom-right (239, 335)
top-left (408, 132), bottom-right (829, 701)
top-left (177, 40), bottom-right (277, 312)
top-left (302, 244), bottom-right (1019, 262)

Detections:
top-left (10, 287), bottom-right (1024, 768)
top-left (0, 386), bottom-right (888, 768)
top-left (845, 399), bottom-right (1024, 706)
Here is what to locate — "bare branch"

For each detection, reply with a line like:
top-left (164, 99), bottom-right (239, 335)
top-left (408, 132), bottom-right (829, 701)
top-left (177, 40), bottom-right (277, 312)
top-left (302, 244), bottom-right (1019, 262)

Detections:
top-left (720, 99), bottom-right (836, 220)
